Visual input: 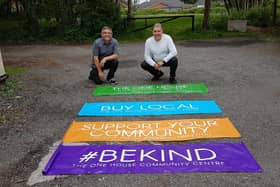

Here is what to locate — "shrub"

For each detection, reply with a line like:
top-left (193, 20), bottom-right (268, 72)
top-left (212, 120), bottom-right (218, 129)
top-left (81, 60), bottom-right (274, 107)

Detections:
top-left (76, 0), bottom-right (122, 37)
top-left (228, 9), bottom-right (247, 20)
top-left (210, 13), bottom-right (229, 31)
top-left (134, 9), bottom-right (167, 15)
top-left (211, 7), bottom-right (227, 14)
top-left (246, 7), bottom-right (273, 27)
top-left (38, 18), bottom-right (59, 38)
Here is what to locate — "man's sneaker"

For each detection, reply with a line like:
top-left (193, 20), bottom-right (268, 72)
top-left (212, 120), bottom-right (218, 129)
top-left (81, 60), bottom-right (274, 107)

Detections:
top-left (169, 77), bottom-right (177, 84)
top-left (108, 79), bottom-right (118, 85)
top-left (151, 71), bottom-right (164, 81)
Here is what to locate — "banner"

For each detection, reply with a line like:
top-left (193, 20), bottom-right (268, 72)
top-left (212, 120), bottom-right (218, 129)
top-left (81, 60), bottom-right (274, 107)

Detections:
top-left (78, 100), bottom-right (222, 116)
top-left (93, 83), bottom-right (208, 96)
top-left (63, 118), bottom-right (240, 142)
top-left (43, 142), bottom-right (262, 175)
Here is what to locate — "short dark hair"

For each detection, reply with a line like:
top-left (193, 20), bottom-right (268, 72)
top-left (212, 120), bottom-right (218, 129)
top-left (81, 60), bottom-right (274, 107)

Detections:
top-left (101, 26), bottom-right (112, 32)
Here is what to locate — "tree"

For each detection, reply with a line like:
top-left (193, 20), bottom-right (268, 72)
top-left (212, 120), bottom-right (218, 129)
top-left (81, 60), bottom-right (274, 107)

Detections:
top-left (127, 0), bottom-right (133, 24)
top-left (202, 0), bottom-right (211, 30)
top-left (76, 0), bottom-right (122, 36)
top-left (273, 0), bottom-right (278, 25)
top-left (223, 0), bottom-right (270, 12)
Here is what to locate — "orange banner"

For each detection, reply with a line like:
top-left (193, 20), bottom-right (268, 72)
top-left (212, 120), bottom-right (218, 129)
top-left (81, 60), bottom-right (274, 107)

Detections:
top-left (63, 118), bottom-right (240, 142)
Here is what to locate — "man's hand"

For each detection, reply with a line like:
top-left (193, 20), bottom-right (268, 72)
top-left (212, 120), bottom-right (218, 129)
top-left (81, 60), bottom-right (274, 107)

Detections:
top-left (100, 58), bottom-right (107, 67)
top-left (98, 71), bottom-right (105, 81)
top-left (157, 61), bottom-right (164, 66)
top-left (154, 61), bottom-right (164, 70)
top-left (154, 63), bottom-right (160, 70)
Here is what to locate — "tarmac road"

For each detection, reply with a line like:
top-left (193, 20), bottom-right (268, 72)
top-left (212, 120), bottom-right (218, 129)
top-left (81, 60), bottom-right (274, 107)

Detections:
top-left (0, 38), bottom-right (279, 187)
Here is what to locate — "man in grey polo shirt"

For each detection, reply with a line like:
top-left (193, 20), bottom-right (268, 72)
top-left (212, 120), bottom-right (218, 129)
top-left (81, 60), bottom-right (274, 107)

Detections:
top-left (89, 26), bottom-right (119, 84)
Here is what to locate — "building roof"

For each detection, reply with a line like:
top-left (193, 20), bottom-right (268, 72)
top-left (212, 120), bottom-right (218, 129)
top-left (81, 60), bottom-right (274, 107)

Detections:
top-left (194, 0), bottom-right (205, 6)
top-left (137, 0), bottom-right (193, 9)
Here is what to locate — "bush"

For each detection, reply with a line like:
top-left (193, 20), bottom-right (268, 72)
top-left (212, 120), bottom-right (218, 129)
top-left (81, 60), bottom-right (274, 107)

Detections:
top-left (76, 0), bottom-right (122, 37)
top-left (210, 13), bottom-right (229, 31)
top-left (134, 9), bottom-right (167, 15)
top-left (227, 7), bottom-right (273, 27)
top-left (246, 7), bottom-right (273, 27)
top-left (0, 18), bottom-right (26, 41)
top-left (38, 18), bottom-right (59, 38)
top-left (63, 27), bottom-right (89, 41)
top-left (211, 7), bottom-right (227, 14)
top-left (228, 9), bottom-right (247, 20)
top-left (185, 7), bottom-right (204, 14)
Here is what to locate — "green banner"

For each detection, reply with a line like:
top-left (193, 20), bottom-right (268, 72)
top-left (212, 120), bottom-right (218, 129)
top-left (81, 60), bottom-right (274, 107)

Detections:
top-left (93, 83), bottom-right (208, 96)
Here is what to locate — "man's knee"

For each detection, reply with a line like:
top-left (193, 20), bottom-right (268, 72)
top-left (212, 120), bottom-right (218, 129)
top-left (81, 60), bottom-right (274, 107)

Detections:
top-left (170, 57), bottom-right (178, 65)
top-left (89, 66), bottom-right (103, 84)
top-left (141, 61), bottom-right (149, 70)
top-left (108, 59), bottom-right (118, 70)
top-left (111, 59), bottom-right (119, 66)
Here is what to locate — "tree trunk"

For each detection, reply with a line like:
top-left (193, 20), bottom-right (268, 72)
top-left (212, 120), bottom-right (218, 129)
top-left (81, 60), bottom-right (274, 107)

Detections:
top-left (224, 0), bottom-right (230, 14)
top-left (127, 0), bottom-right (133, 24)
top-left (202, 0), bottom-right (211, 31)
top-left (15, 0), bottom-right (19, 16)
top-left (273, 0), bottom-right (277, 25)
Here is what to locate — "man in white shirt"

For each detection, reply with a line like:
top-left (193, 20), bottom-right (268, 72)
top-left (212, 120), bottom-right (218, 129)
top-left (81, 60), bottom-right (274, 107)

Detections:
top-left (141, 23), bottom-right (178, 83)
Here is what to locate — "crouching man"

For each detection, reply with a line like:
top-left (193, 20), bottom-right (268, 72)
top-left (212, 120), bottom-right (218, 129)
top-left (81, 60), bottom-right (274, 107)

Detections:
top-left (141, 23), bottom-right (178, 84)
top-left (89, 26), bottom-right (119, 84)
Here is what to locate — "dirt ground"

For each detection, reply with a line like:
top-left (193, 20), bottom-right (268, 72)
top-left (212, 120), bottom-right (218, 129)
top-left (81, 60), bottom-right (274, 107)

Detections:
top-left (0, 38), bottom-right (280, 187)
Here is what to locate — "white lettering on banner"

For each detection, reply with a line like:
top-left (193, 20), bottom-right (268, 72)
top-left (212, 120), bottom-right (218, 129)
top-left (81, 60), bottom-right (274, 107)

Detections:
top-left (161, 150), bottom-right (165, 162)
top-left (168, 120), bottom-right (218, 128)
top-left (105, 130), bottom-right (120, 137)
top-left (140, 150), bottom-right (158, 162)
top-left (121, 130), bottom-right (137, 137)
top-left (169, 150), bottom-right (192, 161)
top-left (89, 131), bottom-right (102, 136)
top-left (192, 161), bottom-right (224, 166)
top-left (79, 152), bottom-right (98, 163)
top-left (138, 130), bottom-right (154, 137)
top-left (109, 163), bottom-right (136, 167)
top-left (73, 163), bottom-right (87, 168)
top-left (101, 106), bottom-right (111, 111)
top-left (80, 148), bottom-right (217, 164)
top-left (177, 104), bottom-right (198, 110)
top-left (120, 149), bottom-right (136, 162)
top-left (99, 150), bottom-right (117, 163)
top-left (82, 121), bottom-right (216, 133)
top-left (100, 104), bottom-right (200, 112)
top-left (89, 163), bottom-right (107, 168)
top-left (88, 127), bottom-right (210, 137)
top-left (139, 162), bottom-right (190, 167)
top-left (195, 148), bottom-right (216, 161)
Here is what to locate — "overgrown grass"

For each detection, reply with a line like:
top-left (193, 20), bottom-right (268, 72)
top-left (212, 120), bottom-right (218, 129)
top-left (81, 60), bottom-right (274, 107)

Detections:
top-left (0, 66), bottom-right (24, 97)
top-left (117, 14), bottom-right (249, 42)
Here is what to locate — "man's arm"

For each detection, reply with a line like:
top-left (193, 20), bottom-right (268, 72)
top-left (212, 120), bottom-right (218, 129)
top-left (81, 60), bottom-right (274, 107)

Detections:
top-left (144, 40), bottom-right (156, 66)
top-left (163, 36), bottom-right (177, 63)
top-left (93, 56), bottom-right (101, 71)
top-left (100, 54), bottom-right (119, 66)
top-left (93, 56), bottom-right (105, 81)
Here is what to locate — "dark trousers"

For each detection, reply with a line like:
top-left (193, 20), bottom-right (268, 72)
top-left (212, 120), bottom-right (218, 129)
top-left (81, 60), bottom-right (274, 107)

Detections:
top-left (89, 59), bottom-right (118, 84)
top-left (141, 56), bottom-right (178, 78)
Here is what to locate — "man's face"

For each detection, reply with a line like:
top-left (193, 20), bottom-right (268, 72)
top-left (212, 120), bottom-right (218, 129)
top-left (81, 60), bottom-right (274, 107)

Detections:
top-left (153, 26), bottom-right (163, 41)
top-left (101, 29), bottom-right (112, 43)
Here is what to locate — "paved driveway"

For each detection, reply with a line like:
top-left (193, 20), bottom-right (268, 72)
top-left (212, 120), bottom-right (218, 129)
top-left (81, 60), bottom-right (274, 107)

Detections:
top-left (0, 38), bottom-right (279, 186)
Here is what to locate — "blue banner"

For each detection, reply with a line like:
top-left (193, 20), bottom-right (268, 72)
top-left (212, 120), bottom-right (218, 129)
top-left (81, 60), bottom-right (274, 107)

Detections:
top-left (78, 100), bottom-right (222, 116)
